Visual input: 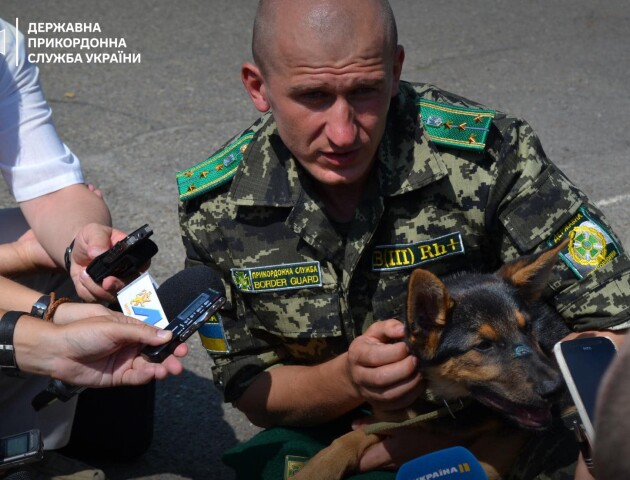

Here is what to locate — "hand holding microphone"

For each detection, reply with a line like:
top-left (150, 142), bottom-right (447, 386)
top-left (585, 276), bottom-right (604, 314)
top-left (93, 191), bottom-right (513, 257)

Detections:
top-left (24, 313), bottom-right (187, 410)
top-left (31, 266), bottom-right (225, 410)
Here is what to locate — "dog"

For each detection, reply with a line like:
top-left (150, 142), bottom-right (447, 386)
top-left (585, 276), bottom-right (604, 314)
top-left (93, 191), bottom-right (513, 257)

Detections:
top-left (293, 239), bottom-right (571, 480)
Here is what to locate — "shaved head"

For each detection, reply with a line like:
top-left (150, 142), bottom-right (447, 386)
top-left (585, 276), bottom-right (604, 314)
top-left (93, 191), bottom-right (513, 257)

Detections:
top-left (241, 0), bottom-right (405, 206)
top-left (252, 0), bottom-right (398, 75)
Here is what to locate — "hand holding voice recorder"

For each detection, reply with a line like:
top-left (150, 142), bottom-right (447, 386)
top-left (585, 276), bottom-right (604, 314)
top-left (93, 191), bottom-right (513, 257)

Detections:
top-left (86, 224), bottom-right (158, 283)
top-left (141, 288), bottom-right (226, 363)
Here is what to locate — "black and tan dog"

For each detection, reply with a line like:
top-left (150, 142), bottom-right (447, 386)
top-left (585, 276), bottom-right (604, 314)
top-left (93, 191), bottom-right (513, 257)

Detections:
top-left (294, 239), bottom-right (571, 480)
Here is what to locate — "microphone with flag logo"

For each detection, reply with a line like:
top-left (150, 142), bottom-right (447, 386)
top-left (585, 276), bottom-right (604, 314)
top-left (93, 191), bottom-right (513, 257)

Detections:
top-left (32, 266), bottom-right (226, 410)
top-left (396, 446), bottom-right (488, 480)
top-left (141, 265), bottom-right (226, 362)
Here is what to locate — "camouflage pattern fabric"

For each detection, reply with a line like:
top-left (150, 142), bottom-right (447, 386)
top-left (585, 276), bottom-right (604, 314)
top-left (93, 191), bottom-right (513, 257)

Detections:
top-left (179, 81), bottom-right (630, 475)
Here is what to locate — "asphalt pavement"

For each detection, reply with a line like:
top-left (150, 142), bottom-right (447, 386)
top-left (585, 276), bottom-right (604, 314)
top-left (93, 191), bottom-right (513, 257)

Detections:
top-left (1, 1), bottom-right (629, 478)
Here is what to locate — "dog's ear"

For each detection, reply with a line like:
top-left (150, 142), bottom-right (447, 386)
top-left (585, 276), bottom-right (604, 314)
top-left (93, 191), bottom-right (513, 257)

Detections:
top-left (497, 238), bottom-right (569, 302)
top-left (406, 269), bottom-right (454, 355)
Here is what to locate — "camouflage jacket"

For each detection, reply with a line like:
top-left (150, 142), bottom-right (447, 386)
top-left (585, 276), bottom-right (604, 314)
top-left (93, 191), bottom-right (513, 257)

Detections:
top-left (179, 81), bottom-right (630, 402)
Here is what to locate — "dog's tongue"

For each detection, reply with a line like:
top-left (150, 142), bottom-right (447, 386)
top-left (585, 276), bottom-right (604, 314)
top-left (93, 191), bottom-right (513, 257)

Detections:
top-left (473, 388), bottom-right (552, 429)
top-left (512, 405), bottom-right (551, 429)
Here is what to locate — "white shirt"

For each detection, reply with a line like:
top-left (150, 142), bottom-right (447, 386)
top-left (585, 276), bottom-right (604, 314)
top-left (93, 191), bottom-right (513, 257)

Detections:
top-left (0, 18), bottom-right (83, 202)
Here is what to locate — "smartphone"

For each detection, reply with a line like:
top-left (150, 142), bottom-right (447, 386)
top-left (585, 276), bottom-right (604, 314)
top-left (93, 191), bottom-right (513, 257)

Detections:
top-left (0, 429), bottom-right (43, 471)
top-left (141, 288), bottom-right (226, 363)
top-left (554, 336), bottom-right (618, 444)
top-left (86, 224), bottom-right (158, 283)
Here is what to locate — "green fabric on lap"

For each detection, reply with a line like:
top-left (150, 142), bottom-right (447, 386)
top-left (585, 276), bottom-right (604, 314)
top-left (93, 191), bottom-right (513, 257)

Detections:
top-left (223, 419), bottom-right (396, 480)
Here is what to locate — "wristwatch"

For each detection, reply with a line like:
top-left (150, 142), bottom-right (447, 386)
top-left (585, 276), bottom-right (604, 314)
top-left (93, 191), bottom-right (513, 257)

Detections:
top-left (30, 295), bottom-right (52, 319)
top-left (0, 311), bottom-right (28, 370)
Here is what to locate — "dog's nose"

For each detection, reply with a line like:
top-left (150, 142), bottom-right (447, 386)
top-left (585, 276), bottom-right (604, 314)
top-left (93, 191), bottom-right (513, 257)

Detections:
top-left (538, 375), bottom-right (564, 398)
top-left (536, 364), bottom-right (565, 398)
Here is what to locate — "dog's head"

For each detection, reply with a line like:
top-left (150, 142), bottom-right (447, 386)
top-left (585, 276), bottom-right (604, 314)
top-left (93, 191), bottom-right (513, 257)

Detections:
top-left (405, 240), bottom-right (569, 430)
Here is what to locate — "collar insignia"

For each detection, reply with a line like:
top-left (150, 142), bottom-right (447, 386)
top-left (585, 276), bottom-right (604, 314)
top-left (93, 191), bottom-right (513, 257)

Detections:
top-left (419, 99), bottom-right (495, 151)
top-left (177, 132), bottom-right (254, 201)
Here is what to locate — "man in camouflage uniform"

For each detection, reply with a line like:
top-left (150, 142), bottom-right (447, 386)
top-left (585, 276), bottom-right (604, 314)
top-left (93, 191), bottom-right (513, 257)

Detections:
top-left (178, 0), bottom-right (629, 478)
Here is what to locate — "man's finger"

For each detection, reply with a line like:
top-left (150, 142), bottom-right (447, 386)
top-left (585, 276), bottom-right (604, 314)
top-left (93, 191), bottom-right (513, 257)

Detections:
top-left (358, 440), bottom-right (394, 472)
top-left (364, 319), bottom-right (406, 342)
top-left (351, 339), bottom-right (410, 368)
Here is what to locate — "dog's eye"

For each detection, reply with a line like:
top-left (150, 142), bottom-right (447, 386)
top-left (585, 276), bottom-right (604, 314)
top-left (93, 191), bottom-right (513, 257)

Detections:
top-left (475, 340), bottom-right (494, 352)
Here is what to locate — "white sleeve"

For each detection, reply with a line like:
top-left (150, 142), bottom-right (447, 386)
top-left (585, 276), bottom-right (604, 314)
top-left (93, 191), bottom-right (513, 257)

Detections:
top-left (0, 18), bottom-right (84, 202)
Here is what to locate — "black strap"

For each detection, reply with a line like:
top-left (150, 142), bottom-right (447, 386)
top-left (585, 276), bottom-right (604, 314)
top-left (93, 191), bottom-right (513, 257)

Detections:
top-left (0, 311), bottom-right (28, 369)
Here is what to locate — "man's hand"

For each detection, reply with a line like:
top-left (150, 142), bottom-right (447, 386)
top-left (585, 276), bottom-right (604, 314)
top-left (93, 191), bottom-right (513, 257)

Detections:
top-left (14, 313), bottom-right (188, 387)
top-left (69, 223), bottom-right (130, 302)
top-left (353, 422), bottom-right (462, 471)
top-left (52, 301), bottom-right (114, 325)
top-left (347, 319), bottom-right (423, 411)
top-left (54, 315), bottom-right (187, 387)
top-left (0, 229), bottom-right (59, 276)
top-left (15, 229), bottom-right (59, 271)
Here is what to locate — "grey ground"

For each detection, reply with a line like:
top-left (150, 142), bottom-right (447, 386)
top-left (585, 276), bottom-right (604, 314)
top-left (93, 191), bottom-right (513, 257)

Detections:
top-left (1, 1), bottom-right (629, 478)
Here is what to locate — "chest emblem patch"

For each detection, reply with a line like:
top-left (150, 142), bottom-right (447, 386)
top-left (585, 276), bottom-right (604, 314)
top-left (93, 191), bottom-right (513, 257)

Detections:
top-left (231, 261), bottom-right (322, 293)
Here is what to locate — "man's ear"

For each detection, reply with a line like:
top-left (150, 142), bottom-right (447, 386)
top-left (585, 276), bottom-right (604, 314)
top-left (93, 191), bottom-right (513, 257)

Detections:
top-left (390, 45), bottom-right (405, 97)
top-left (241, 62), bottom-right (271, 113)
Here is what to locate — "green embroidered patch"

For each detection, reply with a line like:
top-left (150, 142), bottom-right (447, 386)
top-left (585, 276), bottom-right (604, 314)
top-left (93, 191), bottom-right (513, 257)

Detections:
top-left (177, 132), bottom-right (254, 201)
top-left (284, 455), bottom-right (308, 479)
top-left (231, 261), bottom-right (322, 293)
top-left (372, 232), bottom-right (465, 271)
top-left (548, 206), bottom-right (622, 280)
top-left (419, 99), bottom-right (495, 151)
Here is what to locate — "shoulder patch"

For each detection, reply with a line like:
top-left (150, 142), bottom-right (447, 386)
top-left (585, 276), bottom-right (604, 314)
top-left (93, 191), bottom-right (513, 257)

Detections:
top-left (177, 132), bottom-right (254, 201)
top-left (418, 99), bottom-right (495, 151)
top-left (547, 205), bottom-right (623, 280)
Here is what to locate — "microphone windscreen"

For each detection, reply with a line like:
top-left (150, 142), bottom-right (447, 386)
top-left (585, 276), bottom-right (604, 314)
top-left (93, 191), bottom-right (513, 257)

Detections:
top-left (396, 446), bottom-right (488, 480)
top-left (156, 265), bottom-right (225, 319)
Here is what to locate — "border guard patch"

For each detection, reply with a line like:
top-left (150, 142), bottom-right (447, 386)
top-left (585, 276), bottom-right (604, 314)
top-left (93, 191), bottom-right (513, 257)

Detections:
top-left (419, 99), bottom-right (495, 151)
top-left (548, 206), bottom-right (623, 280)
top-left (177, 132), bottom-right (254, 201)
top-left (231, 261), bottom-right (323, 293)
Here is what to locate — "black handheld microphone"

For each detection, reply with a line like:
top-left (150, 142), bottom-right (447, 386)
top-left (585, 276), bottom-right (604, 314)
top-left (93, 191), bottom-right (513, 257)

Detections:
top-left (396, 446), bottom-right (488, 480)
top-left (141, 265), bottom-right (226, 362)
top-left (32, 266), bottom-right (226, 410)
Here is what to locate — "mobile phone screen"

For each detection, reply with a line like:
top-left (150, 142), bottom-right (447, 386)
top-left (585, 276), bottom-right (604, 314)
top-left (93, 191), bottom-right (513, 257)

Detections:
top-left (4, 433), bottom-right (28, 457)
top-left (0, 429), bottom-right (42, 466)
top-left (558, 337), bottom-right (617, 424)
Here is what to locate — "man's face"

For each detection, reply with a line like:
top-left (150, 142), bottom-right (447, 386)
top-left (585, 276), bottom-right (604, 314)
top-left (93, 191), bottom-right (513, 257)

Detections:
top-left (258, 29), bottom-right (403, 189)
